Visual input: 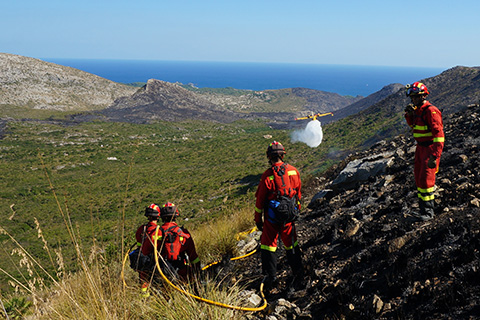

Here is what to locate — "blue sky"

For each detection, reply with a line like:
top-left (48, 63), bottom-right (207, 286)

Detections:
top-left (1, 0), bottom-right (479, 68)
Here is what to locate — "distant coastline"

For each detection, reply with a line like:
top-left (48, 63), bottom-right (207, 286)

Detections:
top-left (44, 59), bottom-right (444, 97)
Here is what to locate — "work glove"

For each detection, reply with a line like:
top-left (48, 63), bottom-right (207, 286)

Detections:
top-left (427, 156), bottom-right (437, 169)
top-left (405, 103), bottom-right (416, 113)
top-left (256, 221), bottom-right (263, 232)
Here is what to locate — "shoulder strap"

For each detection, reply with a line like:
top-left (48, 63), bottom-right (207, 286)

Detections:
top-left (272, 163), bottom-right (287, 186)
top-left (141, 224), bottom-right (149, 245)
top-left (144, 225), bottom-right (159, 251)
top-left (419, 104), bottom-right (432, 131)
top-left (162, 225), bottom-right (189, 239)
top-left (165, 225), bottom-right (177, 233)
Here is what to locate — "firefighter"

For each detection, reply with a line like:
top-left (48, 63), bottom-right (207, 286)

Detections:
top-left (254, 141), bottom-right (305, 293)
top-left (135, 203), bottom-right (162, 297)
top-left (156, 202), bottom-right (201, 282)
top-left (404, 82), bottom-right (445, 221)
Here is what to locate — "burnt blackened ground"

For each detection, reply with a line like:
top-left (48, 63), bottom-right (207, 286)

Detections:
top-left (240, 105), bottom-right (480, 320)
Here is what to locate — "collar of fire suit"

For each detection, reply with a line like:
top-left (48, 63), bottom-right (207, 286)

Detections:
top-left (415, 101), bottom-right (431, 114)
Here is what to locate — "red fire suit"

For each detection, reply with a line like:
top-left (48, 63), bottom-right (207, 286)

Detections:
top-left (254, 161), bottom-right (303, 286)
top-left (405, 100), bottom-right (444, 214)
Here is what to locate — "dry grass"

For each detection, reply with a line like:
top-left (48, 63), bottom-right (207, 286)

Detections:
top-left (192, 202), bottom-right (254, 264)
top-left (1, 209), bottom-right (259, 320)
top-left (0, 141), bottom-right (266, 319)
top-left (0, 171), bottom-right (261, 319)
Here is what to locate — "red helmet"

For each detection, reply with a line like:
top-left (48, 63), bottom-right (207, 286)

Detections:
top-left (160, 202), bottom-right (179, 219)
top-left (266, 141), bottom-right (286, 157)
top-left (145, 203), bottom-right (161, 218)
top-left (406, 82), bottom-right (429, 97)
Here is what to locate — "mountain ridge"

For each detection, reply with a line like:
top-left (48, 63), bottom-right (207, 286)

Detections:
top-left (323, 83), bottom-right (405, 124)
top-left (0, 52), bottom-right (137, 111)
top-left (1, 53), bottom-right (364, 123)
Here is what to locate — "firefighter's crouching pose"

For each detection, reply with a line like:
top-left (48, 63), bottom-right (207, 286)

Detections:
top-left (134, 202), bottom-right (200, 297)
top-left (404, 82), bottom-right (445, 221)
top-left (155, 202), bottom-right (200, 281)
top-left (135, 203), bottom-right (162, 296)
top-left (254, 141), bottom-right (304, 292)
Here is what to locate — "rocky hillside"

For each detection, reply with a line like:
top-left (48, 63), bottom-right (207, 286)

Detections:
top-left (323, 83), bottom-right (404, 124)
top-left (96, 79), bottom-right (248, 123)
top-left (1, 53), bottom-right (363, 122)
top-left (95, 82), bottom-right (364, 124)
top-left (0, 53), bottom-right (137, 111)
top-left (288, 87), bottom-right (362, 113)
top-left (69, 80), bottom-right (366, 125)
top-left (73, 65), bottom-right (480, 133)
top-left (358, 66), bottom-right (480, 120)
top-left (191, 87), bottom-right (361, 113)
top-left (236, 103), bottom-right (480, 319)
top-left (324, 65), bottom-right (480, 150)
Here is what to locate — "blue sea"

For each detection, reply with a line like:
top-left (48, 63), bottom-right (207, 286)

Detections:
top-left (44, 59), bottom-right (445, 97)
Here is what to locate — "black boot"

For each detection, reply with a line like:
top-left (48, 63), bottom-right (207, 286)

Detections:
top-left (286, 247), bottom-right (305, 290)
top-left (261, 249), bottom-right (277, 293)
top-left (418, 199), bottom-right (435, 221)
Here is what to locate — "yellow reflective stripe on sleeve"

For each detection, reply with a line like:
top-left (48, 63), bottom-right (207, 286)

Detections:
top-left (260, 244), bottom-right (277, 252)
top-left (433, 137), bottom-right (445, 142)
top-left (418, 186), bottom-right (435, 193)
top-left (418, 193), bottom-right (435, 201)
top-left (268, 175), bottom-right (274, 180)
top-left (287, 170), bottom-right (297, 176)
top-left (414, 125), bottom-right (429, 130)
top-left (191, 257), bottom-right (200, 264)
top-left (284, 240), bottom-right (299, 251)
top-left (413, 132), bottom-right (433, 138)
top-left (255, 207), bottom-right (262, 213)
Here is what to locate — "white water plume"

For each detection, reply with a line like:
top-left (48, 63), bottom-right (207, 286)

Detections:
top-left (291, 120), bottom-right (323, 148)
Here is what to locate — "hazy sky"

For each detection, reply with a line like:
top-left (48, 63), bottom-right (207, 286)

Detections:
top-left (1, 0), bottom-right (479, 68)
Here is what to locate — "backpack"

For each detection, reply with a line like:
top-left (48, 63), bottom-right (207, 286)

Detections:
top-left (129, 225), bottom-right (155, 271)
top-left (160, 225), bottom-right (190, 263)
top-left (267, 163), bottom-right (300, 224)
top-left (129, 247), bottom-right (154, 271)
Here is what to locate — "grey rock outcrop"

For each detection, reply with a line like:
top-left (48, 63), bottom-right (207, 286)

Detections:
top-left (0, 52), bottom-right (136, 111)
top-left (330, 151), bottom-right (395, 190)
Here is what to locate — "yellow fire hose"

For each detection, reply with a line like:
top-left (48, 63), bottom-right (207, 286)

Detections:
top-left (201, 246), bottom-right (258, 271)
top-left (121, 243), bottom-right (138, 289)
top-left (121, 226), bottom-right (267, 312)
top-left (202, 226), bottom-right (259, 271)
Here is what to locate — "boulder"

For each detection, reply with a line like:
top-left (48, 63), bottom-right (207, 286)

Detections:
top-left (331, 152), bottom-right (395, 190)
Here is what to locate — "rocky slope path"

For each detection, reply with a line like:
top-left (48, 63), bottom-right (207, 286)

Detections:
top-left (241, 104), bottom-right (479, 319)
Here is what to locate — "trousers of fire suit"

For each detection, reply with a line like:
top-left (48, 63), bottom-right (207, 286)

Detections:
top-left (260, 219), bottom-right (303, 286)
top-left (414, 144), bottom-right (440, 215)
